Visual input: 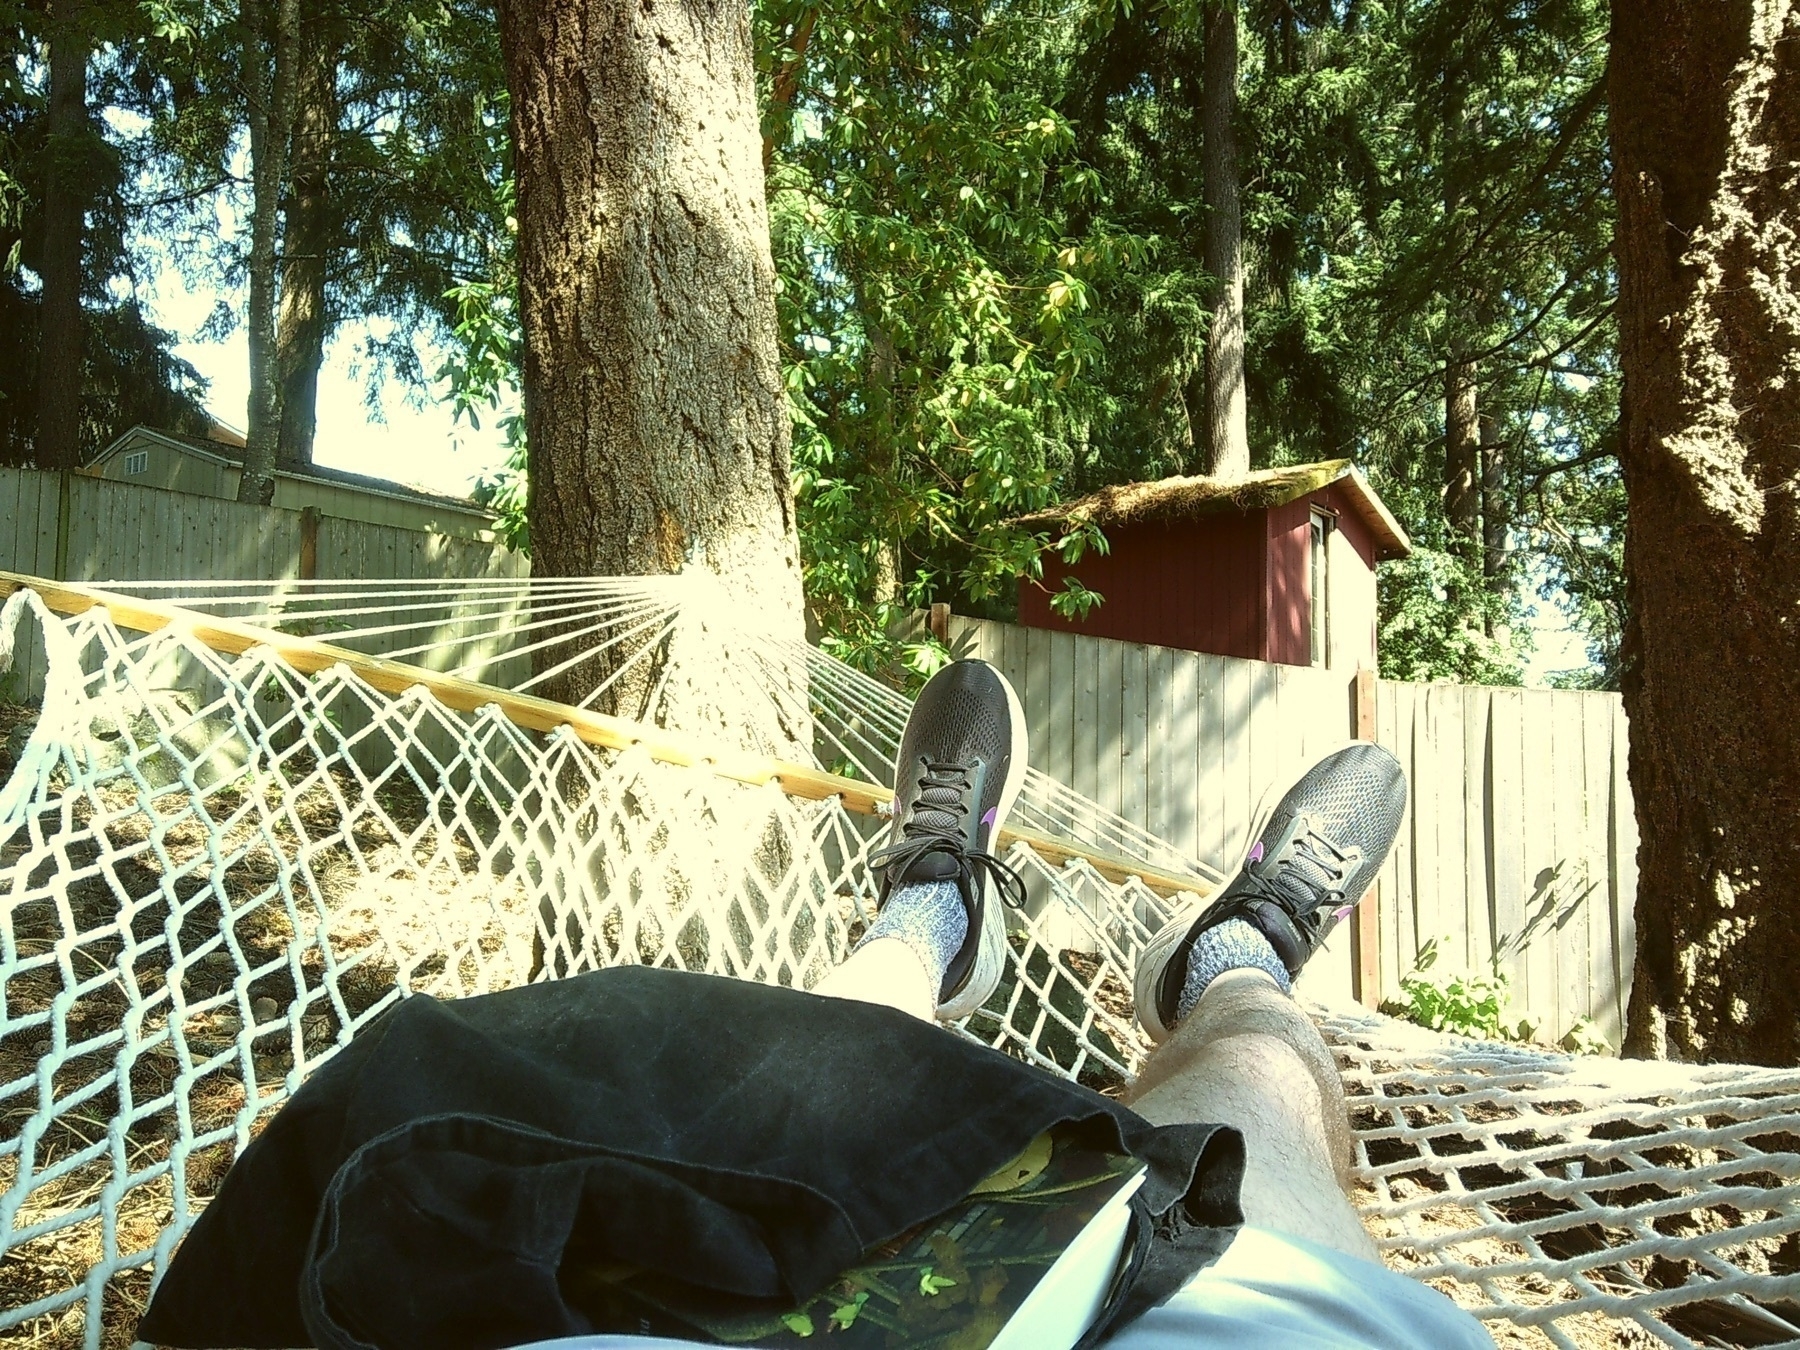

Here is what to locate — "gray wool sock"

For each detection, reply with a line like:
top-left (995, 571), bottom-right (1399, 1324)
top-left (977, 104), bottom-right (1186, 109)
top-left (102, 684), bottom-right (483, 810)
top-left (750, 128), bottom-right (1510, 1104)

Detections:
top-left (859, 880), bottom-right (969, 997)
top-left (1175, 917), bottom-right (1293, 1024)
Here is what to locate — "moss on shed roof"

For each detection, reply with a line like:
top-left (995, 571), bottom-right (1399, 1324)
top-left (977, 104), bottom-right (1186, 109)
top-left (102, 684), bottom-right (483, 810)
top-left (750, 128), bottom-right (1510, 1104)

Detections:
top-left (1014, 459), bottom-right (1411, 559)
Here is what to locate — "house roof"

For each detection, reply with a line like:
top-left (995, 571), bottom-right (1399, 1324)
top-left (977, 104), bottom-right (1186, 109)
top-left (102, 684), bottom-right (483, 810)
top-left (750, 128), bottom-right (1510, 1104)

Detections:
top-left (1014, 459), bottom-right (1411, 560)
top-left (94, 427), bottom-right (494, 518)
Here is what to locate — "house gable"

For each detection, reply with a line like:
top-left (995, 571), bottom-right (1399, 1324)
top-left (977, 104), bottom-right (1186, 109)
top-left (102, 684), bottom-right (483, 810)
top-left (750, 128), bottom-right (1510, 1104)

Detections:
top-left (88, 427), bottom-right (500, 542)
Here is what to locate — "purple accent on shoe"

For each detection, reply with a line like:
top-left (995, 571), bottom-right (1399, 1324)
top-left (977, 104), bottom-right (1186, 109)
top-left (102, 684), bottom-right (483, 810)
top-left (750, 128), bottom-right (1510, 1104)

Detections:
top-left (1248, 841), bottom-right (1264, 864)
top-left (1332, 904), bottom-right (1355, 920)
top-left (981, 807), bottom-right (997, 828)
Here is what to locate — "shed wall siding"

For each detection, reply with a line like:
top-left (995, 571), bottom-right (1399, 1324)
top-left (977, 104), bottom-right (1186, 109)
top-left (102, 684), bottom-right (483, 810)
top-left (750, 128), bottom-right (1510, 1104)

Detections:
top-left (1330, 485), bottom-right (1381, 671)
top-left (96, 437), bottom-right (227, 496)
top-left (1263, 497), bottom-right (1312, 666)
top-left (1327, 522), bottom-right (1378, 671)
top-left (1019, 513), bottom-right (1266, 658)
top-left (1326, 482), bottom-right (1379, 570)
top-left (91, 432), bottom-right (495, 540)
top-left (225, 466), bottom-right (492, 539)
top-left (1018, 487), bottom-right (1387, 668)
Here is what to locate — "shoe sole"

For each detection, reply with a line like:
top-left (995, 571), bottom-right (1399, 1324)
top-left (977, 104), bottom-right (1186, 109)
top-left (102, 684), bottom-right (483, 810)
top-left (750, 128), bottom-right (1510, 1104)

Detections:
top-left (1132, 737), bottom-right (1378, 1042)
top-left (938, 669), bottom-right (1029, 1022)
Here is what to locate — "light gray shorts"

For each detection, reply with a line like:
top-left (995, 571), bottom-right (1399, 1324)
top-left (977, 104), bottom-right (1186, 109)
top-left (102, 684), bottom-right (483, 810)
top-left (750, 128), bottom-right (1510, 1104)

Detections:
top-left (516, 1225), bottom-right (1495, 1349)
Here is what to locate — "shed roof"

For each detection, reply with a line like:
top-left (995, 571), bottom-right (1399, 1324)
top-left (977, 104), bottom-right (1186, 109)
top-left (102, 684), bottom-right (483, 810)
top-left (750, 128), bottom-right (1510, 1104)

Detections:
top-left (93, 427), bottom-right (494, 518)
top-left (1015, 459), bottom-right (1411, 559)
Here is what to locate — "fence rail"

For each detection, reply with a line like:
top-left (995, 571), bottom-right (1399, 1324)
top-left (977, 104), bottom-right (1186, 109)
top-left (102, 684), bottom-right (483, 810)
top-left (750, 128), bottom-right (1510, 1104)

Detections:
top-left (945, 614), bottom-right (1638, 1048)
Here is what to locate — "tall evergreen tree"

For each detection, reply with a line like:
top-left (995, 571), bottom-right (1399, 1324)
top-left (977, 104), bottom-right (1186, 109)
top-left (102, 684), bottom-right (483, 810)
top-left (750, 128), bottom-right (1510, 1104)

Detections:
top-left (273, 13), bottom-right (336, 470)
top-left (34, 0), bottom-right (88, 472)
top-left (1200, 0), bottom-right (1246, 476)
top-left (236, 0), bottom-right (299, 504)
top-left (0, 2), bottom-right (211, 466)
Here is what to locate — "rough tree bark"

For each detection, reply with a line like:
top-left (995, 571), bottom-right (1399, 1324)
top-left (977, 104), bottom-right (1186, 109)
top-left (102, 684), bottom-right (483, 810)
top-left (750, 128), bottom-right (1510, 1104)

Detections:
top-left (1613, 0), bottom-right (1800, 1064)
top-left (35, 0), bottom-right (89, 473)
top-left (276, 32), bottom-right (338, 471)
top-left (496, 0), bottom-right (806, 744)
top-left (237, 0), bottom-right (302, 505)
top-left (1200, 0), bottom-right (1248, 479)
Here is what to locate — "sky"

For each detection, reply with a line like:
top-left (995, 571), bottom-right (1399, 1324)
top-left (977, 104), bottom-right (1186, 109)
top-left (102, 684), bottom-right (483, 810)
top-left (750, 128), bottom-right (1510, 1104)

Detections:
top-left (150, 279), bottom-right (514, 501)
top-left (1519, 592), bottom-right (1595, 686)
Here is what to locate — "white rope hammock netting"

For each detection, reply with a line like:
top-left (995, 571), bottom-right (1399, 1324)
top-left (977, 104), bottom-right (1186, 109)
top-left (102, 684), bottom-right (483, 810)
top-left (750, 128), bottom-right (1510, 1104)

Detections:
top-left (0, 575), bottom-right (1794, 1350)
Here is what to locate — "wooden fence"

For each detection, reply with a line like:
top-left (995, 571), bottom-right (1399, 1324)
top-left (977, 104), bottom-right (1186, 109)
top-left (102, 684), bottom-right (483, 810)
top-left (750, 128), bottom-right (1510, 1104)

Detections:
top-left (0, 465), bottom-right (526, 699)
top-left (944, 615), bottom-right (1639, 1049)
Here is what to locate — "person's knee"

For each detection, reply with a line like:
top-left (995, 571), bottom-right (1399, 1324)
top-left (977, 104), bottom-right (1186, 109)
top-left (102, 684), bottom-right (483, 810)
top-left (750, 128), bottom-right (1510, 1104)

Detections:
top-left (1207, 1030), bottom-right (1326, 1106)
top-left (1180, 969), bottom-right (1317, 1049)
top-left (1130, 1024), bottom-right (1356, 1185)
top-left (1130, 1030), bottom-right (1319, 1123)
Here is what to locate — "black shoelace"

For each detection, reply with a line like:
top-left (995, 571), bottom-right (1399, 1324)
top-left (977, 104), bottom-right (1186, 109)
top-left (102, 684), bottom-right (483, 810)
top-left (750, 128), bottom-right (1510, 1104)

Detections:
top-left (1234, 814), bottom-right (1360, 931)
top-left (870, 759), bottom-right (1028, 910)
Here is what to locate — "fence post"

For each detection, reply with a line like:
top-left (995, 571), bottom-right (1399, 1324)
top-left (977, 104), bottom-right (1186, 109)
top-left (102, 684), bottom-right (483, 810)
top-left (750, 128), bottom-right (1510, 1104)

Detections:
top-left (53, 469), bottom-right (72, 581)
top-left (1351, 667), bottom-right (1382, 1009)
top-left (929, 602), bottom-right (950, 644)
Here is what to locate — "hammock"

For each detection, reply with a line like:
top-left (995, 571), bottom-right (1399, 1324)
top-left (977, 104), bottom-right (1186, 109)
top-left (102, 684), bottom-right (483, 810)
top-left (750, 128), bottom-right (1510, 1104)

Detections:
top-left (0, 570), bottom-right (1794, 1350)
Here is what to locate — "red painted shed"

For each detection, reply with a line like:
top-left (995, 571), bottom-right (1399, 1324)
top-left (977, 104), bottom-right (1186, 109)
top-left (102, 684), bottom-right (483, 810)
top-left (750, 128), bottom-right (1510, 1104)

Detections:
top-left (1015, 460), bottom-right (1411, 670)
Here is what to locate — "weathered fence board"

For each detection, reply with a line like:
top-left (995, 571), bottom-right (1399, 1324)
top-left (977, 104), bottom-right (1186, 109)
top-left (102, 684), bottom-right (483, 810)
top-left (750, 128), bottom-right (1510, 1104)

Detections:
top-left (946, 614), bottom-right (1637, 1045)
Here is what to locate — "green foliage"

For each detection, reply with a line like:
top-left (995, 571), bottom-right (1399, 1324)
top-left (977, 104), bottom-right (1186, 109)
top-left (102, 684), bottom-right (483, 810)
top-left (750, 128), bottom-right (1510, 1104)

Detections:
top-left (763, 0), bottom-right (1145, 649)
top-left (1390, 936), bottom-right (1611, 1053)
top-left (760, 0), bottom-right (1618, 681)
top-left (1560, 1018), bottom-right (1611, 1056)
top-left (135, 0), bottom-right (512, 405)
top-left (916, 1266), bottom-right (957, 1297)
top-left (1326, 0), bottom-right (1616, 682)
top-left (441, 275), bottom-right (528, 551)
top-left (1394, 938), bottom-right (1519, 1040)
top-left (0, 3), bottom-right (217, 463)
top-left (1048, 576), bottom-right (1104, 621)
top-left (779, 1311), bottom-right (814, 1336)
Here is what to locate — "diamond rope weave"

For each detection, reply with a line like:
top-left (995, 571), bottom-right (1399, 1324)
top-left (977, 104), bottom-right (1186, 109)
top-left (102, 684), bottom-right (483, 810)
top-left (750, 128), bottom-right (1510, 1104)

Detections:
top-left (0, 585), bottom-right (1794, 1349)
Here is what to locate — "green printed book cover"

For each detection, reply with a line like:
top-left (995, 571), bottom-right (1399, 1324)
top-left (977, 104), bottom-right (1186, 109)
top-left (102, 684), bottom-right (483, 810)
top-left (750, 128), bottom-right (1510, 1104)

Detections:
top-left (563, 1125), bottom-right (1145, 1348)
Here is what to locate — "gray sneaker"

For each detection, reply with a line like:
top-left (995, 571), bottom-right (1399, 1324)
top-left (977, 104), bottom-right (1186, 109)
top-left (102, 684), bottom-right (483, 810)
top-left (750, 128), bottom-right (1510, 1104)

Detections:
top-left (869, 660), bottom-right (1028, 1019)
top-left (1135, 742), bottom-right (1407, 1041)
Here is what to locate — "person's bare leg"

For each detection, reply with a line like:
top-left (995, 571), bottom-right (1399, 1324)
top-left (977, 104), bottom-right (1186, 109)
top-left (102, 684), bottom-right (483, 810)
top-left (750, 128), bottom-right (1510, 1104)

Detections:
top-left (1124, 968), bottom-right (1376, 1261)
top-left (813, 937), bottom-right (937, 1021)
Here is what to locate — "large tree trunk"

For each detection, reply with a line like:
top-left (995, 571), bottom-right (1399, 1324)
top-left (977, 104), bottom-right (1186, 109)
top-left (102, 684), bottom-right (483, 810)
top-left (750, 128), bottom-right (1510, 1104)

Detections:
top-left (1613, 0), bottom-right (1800, 1064)
top-left (1200, 0), bottom-right (1247, 478)
top-left (276, 33), bottom-right (338, 472)
top-left (35, 1), bottom-right (88, 473)
top-left (237, 0), bottom-right (301, 505)
top-left (497, 0), bottom-right (806, 746)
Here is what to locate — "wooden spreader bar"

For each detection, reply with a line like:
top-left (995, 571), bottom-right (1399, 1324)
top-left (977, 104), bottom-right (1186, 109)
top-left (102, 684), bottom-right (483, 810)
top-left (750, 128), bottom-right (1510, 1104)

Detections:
top-left (0, 571), bottom-right (1210, 900)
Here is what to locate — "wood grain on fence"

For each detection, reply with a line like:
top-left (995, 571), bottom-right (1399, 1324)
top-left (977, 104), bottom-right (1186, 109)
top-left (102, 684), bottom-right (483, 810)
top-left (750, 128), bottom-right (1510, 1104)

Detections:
top-left (947, 614), bottom-right (1636, 1046)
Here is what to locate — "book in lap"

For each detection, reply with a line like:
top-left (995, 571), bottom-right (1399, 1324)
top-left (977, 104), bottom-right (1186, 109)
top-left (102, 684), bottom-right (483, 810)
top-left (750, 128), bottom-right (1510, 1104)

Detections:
top-left (563, 1125), bottom-right (1147, 1350)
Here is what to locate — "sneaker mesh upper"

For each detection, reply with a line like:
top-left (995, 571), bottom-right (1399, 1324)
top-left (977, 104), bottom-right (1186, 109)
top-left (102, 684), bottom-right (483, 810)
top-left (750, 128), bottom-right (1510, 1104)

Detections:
top-left (1249, 742), bottom-right (1408, 917)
